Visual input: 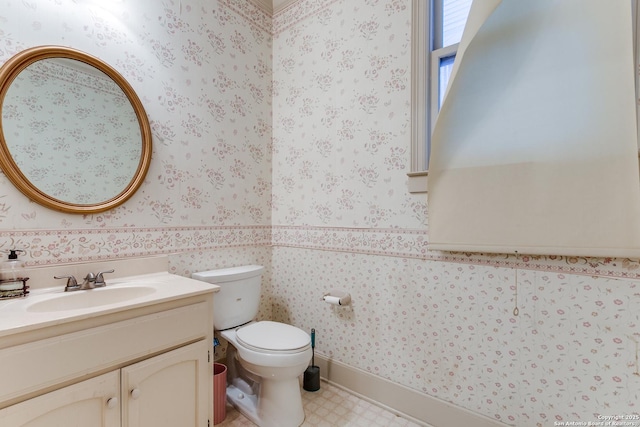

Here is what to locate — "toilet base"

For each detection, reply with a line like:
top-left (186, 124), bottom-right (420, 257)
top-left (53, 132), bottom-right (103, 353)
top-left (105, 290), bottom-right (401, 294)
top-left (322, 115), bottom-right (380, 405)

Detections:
top-left (227, 383), bottom-right (260, 425)
top-left (226, 377), bottom-right (305, 427)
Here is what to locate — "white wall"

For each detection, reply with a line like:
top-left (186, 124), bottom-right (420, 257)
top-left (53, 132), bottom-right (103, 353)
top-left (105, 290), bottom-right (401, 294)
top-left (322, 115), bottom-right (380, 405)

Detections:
top-left (0, 0), bottom-right (272, 252)
top-left (1, 0), bottom-right (639, 424)
top-left (271, 1), bottom-right (640, 425)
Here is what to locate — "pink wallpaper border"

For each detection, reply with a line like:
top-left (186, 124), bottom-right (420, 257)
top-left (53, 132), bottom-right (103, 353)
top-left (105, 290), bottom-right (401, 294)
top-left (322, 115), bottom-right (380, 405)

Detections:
top-left (2, 226), bottom-right (271, 266)
top-left (272, 226), bottom-right (640, 279)
top-left (272, 225), bottom-right (429, 258)
top-left (239, 0), bottom-right (341, 36)
top-left (272, 0), bottom-right (340, 35)
top-left (5, 225), bottom-right (639, 279)
top-left (221, 0), bottom-right (272, 35)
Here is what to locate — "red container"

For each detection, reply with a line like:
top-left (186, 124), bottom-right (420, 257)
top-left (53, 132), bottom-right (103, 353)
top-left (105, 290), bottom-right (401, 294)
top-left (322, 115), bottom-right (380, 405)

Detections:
top-left (213, 363), bottom-right (227, 424)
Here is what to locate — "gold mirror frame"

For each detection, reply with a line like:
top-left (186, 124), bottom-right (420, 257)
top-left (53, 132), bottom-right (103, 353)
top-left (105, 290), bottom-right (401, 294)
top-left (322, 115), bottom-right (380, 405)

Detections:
top-left (0, 45), bottom-right (152, 214)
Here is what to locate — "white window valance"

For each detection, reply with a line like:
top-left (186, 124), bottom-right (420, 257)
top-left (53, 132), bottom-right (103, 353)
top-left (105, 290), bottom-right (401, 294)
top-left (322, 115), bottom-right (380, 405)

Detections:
top-left (427, 0), bottom-right (640, 258)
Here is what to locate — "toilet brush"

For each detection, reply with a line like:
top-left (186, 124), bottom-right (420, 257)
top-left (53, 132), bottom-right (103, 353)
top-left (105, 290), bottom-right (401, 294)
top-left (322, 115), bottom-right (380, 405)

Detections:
top-left (303, 328), bottom-right (320, 391)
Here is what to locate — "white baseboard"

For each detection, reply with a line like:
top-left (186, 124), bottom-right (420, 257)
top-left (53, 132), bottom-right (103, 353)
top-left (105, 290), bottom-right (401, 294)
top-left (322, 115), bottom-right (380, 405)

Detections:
top-left (314, 354), bottom-right (509, 427)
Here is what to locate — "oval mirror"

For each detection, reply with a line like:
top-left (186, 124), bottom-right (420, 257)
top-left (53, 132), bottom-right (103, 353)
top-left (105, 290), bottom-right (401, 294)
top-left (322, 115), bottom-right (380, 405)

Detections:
top-left (0, 46), bottom-right (152, 213)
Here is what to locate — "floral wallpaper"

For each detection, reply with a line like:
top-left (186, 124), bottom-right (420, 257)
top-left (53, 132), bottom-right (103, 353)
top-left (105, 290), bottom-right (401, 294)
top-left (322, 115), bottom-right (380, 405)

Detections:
top-left (272, 0), bottom-right (415, 228)
top-left (0, 0), bottom-right (639, 426)
top-left (272, 248), bottom-right (640, 426)
top-left (0, 0), bottom-right (272, 229)
top-left (270, 0), bottom-right (640, 426)
top-left (3, 59), bottom-right (141, 204)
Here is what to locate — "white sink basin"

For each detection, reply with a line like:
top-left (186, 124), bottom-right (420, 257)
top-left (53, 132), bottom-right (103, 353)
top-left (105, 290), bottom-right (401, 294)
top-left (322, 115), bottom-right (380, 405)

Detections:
top-left (26, 286), bottom-right (157, 313)
top-left (0, 271), bottom-right (219, 337)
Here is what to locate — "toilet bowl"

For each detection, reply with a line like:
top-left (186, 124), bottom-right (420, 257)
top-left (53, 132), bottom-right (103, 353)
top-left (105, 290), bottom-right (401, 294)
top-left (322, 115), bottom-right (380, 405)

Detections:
top-left (221, 321), bottom-right (312, 427)
top-left (191, 266), bottom-right (312, 427)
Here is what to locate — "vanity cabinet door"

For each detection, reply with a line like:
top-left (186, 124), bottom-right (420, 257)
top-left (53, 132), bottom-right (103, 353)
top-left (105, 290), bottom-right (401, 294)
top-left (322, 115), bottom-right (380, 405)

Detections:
top-left (0, 371), bottom-right (120, 427)
top-left (121, 340), bottom-right (209, 427)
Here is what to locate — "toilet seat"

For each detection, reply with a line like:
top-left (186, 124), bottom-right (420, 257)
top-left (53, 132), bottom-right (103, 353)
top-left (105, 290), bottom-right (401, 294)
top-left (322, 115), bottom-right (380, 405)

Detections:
top-left (236, 321), bottom-right (310, 354)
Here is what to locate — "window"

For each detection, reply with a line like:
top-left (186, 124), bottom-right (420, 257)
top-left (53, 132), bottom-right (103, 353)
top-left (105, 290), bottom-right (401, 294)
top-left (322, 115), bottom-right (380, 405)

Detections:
top-left (408, 0), bottom-right (473, 193)
top-left (410, 0), bottom-right (640, 194)
top-left (426, 0), bottom-right (640, 258)
top-left (433, 0), bottom-right (473, 109)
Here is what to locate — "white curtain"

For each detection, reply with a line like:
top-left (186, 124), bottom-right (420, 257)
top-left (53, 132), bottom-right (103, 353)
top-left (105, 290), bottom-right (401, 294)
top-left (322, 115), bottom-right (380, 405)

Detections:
top-left (427, 0), bottom-right (640, 258)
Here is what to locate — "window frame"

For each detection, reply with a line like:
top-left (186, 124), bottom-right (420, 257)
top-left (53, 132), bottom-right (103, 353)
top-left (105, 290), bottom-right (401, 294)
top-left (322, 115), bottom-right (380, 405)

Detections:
top-left (408, 0), bottom-right (430, 193)
top-left (410, 0), bottom-right (640, 194)
top-left (409, 0), bottom-right (464, 193)
top-left (430, 43), bottom-right (457, 142)
top-left (635, 0), bottom-right (640, 152)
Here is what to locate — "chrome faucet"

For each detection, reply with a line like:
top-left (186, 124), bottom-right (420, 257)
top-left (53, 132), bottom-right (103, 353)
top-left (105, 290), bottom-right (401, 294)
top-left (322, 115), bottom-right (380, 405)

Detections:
top-left (82, 272), bottom-right (96, 289)
top-left (54, 275), bottom-right (80, 292)
top-left (94, 269), bottom-right (114, 287)
top-left (55, 269), bottom-right (115, 292)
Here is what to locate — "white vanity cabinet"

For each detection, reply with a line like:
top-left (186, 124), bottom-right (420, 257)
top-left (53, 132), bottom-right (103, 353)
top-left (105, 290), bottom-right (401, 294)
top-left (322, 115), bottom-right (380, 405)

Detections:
top-left (122, 340), bottom-right (209, 427)
top-left (0, 277), bottom-right (216, 427)
top-left (0, 340), bottom-right (209, 427)
top-left (0, 371), bottom-right (120, 426)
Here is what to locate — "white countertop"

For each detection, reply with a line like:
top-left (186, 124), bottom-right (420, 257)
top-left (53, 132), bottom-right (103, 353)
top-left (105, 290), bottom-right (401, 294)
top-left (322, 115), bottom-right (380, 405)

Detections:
top-left (0, 272), bottom-right (219, 338)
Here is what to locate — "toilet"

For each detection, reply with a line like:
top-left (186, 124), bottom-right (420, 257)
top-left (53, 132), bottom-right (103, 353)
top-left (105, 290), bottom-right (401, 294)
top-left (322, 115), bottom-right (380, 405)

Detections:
top-left (192, 265), bottom-right (312, 427)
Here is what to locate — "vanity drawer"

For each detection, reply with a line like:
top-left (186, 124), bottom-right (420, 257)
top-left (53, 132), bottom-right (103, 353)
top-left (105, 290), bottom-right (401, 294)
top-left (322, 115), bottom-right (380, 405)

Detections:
top-left (0, 301), bottom-right (209, 405)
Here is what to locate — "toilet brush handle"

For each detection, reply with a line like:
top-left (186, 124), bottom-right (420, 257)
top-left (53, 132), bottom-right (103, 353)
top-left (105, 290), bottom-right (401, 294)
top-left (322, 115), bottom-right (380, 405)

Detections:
top-left (310, 328), bottom-right (316, 367)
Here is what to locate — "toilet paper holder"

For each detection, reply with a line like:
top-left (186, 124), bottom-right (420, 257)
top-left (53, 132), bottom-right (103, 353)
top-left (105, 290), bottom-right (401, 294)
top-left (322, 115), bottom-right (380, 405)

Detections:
top-left (322, 290), bottom-right (351, 306)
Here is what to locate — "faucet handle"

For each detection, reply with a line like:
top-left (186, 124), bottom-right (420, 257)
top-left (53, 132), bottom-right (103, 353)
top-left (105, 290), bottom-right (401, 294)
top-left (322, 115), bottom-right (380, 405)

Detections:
top-left (54, 275), bottom-right (79, 292)
top-left (95, 269), bottom-right (115, 287)
top-left (82, 272), bottom-right (96, 289)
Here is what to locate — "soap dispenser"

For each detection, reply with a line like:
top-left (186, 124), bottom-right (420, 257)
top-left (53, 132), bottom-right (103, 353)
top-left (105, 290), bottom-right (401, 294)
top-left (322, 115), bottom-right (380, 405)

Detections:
top-left (0, 249), bottom-right (29, 299)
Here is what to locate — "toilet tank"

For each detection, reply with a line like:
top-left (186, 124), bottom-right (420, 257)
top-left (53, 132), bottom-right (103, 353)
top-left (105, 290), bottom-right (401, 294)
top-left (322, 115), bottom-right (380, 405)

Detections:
top-left (192, 265), bottom-right (264, 330)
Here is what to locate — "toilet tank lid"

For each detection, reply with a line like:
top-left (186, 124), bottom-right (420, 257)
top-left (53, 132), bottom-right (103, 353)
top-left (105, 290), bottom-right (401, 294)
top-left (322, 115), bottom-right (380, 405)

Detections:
top-left (192, 265), bottom-right (264, 283)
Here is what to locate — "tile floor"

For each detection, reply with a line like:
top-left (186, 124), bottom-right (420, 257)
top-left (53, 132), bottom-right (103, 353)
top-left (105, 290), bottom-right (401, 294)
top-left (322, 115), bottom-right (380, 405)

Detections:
top-left (216, 380), bottom-right (424, 427)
